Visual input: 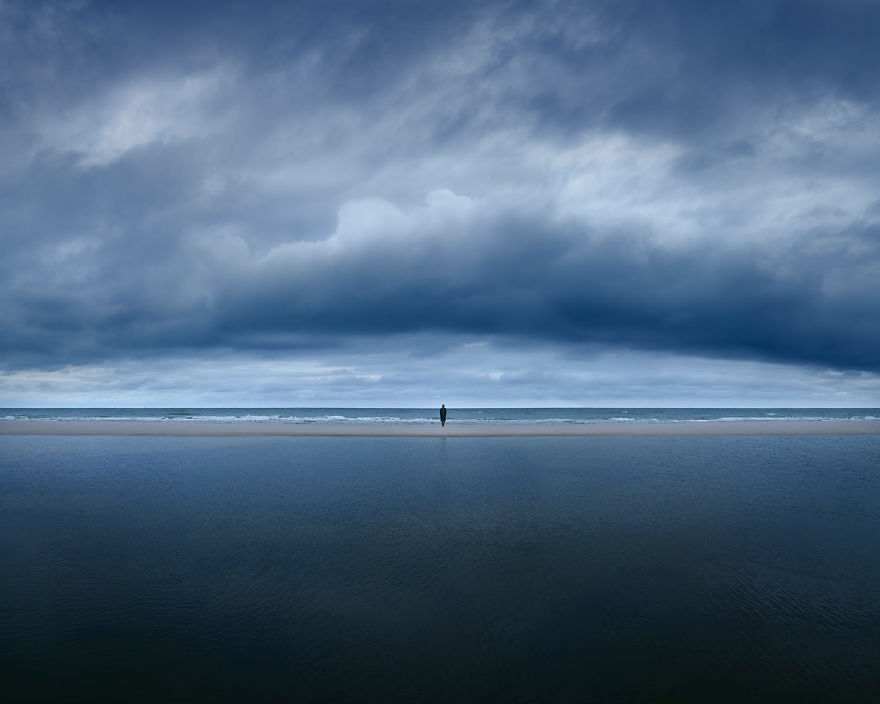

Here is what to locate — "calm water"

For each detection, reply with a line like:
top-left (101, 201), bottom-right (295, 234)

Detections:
top-left (4, 407), bottom-right (879, 424)
top-left (1, 435), bottom-right (879, 702)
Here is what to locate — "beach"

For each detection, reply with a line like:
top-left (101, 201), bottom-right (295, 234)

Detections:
top-left (2, 418), bottom-right (879, 436)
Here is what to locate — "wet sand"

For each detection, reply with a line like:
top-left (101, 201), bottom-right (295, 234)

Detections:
top-left (1, 420), bottom-right (879, 437)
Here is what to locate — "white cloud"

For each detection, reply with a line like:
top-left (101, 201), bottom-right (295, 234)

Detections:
top-left (2, 340), bottom-right (878, 408)
top-left (37, 68), bottom-right (232, 167)
top-left (3, 0), bottom-right (880, 403)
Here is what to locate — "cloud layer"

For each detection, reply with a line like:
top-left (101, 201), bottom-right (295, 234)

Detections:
top-left (2, 0), bottom-right (879, 404)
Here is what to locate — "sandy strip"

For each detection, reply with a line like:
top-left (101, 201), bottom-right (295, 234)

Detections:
top-left (1, 420), bottom-right (879, 437)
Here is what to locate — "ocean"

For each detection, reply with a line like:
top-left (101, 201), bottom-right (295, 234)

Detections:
top-left (2, 432), bottom-right (879, 701)
top-left (3, 406), bottom-right (879, 424)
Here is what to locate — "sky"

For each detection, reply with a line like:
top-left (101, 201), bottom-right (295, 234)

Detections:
top-left (1, 0), bottom-right (879, 408)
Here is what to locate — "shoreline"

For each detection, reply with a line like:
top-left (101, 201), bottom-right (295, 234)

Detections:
top-left (2, 420), bottom-right (879, 437)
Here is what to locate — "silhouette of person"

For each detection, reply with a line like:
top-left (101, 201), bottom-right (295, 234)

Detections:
top-left (440, 404), bottom-right (447, 427)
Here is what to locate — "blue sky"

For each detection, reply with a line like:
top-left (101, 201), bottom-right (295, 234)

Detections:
top-left (1, 0), bottom-right (879, 407)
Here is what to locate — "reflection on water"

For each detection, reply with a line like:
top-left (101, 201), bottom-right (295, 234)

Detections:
top-left (1, 435), bottom-right (878, 701)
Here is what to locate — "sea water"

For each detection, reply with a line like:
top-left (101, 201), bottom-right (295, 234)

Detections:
top-left (3, 406), bottom-right (878, 424)
top-left (1, 434), bottom-right (879, 701)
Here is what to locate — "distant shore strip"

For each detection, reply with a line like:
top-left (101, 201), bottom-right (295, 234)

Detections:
top-left (2, 420), bottom-right (879, 437)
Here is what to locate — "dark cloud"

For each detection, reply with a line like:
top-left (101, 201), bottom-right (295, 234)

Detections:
top-left (1, 0), bottom-right (879, 398)
top-left (3, 193), bottom-right (878, 372)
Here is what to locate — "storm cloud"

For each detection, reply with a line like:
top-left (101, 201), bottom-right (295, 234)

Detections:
top-left (2, 0), bottom-right (879, 404)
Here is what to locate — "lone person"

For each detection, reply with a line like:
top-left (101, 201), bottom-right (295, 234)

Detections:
top-left (440, 404), bottom-right (447, 427)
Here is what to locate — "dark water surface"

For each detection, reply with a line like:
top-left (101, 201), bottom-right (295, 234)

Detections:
top-left (1, 435), bottom-right (879, 702)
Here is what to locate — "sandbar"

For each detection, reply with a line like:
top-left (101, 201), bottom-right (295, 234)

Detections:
top-left (1, 420), bottom-right (879, 437)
